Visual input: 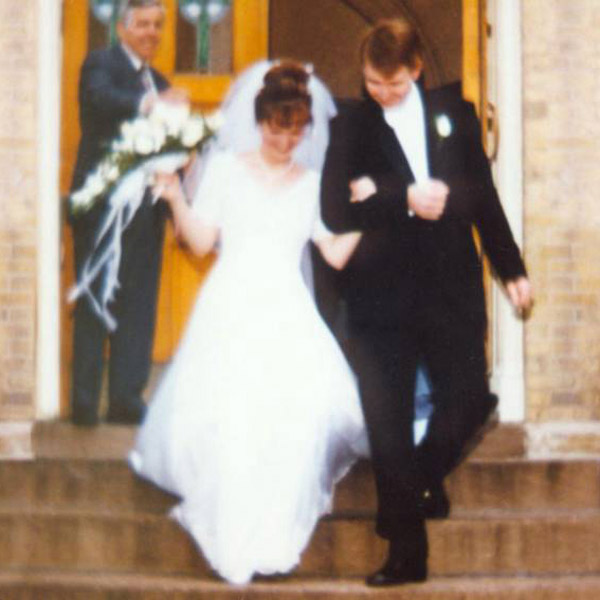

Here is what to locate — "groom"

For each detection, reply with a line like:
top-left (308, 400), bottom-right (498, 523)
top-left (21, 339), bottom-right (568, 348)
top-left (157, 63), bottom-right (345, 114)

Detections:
top-left (321, 19), bottom-right (532, 585)
top-left (70, 0), bottom-right (188, 425)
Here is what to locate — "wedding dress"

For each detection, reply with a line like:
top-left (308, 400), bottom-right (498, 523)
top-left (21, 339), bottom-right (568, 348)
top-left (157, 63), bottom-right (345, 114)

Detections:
top-left (129, 151), bottom-right (369, 585)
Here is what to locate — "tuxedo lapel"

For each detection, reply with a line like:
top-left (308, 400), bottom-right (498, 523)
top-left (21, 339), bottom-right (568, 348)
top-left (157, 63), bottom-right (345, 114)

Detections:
top-left (374, 109), bottom-right (416, 183)
top-left (111, 45), bottom-right (147, 94)
top-left (424, 91), bottom-right (459, 179)
top-left (423, 98), bottom-right (437, 178)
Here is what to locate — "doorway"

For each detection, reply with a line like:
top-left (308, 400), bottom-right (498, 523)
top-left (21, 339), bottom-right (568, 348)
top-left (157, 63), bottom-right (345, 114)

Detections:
top-left (51, 0), bottom-right (520, 421)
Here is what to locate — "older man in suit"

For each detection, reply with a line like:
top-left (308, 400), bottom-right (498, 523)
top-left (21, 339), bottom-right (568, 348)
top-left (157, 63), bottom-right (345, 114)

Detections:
top-left (70, 0), bottom-right (188, 426)
top-left (321, 18), bottom-right (532, 585)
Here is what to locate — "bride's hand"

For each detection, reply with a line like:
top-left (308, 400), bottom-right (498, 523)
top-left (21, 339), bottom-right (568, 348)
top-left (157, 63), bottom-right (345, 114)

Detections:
top-left (349, 176), bottom-right (377, 203)
top-left (153, 172), bottom-right (184, 206)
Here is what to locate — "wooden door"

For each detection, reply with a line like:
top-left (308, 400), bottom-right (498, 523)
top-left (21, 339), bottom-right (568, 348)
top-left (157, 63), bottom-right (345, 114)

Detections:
top-left (463, 0), bottom-right (487, 119)
top-left (463, 0), bottom-right (494, 358)
top-left (60, 0), bottom-right (268, 413)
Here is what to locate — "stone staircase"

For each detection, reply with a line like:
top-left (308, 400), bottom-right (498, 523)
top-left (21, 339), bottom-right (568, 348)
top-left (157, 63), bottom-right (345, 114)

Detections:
top-left (0, 423), bottom-right (599, 598)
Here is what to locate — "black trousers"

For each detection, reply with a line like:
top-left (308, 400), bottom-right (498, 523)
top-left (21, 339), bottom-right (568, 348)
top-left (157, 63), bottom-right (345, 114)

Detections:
top-left (71, 195), bottom-right (167, 420)
top-left (347, 299), bottom-right (491, 540)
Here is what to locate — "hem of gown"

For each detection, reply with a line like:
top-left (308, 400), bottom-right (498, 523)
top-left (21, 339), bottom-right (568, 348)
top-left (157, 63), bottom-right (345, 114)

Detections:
top-left (176, 453), bottom-right (359, 586)
top-left (130, 447), bottom-right (362, 586)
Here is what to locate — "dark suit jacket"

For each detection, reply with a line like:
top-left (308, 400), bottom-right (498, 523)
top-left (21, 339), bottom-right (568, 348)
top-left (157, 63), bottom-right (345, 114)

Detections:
top-left (321, 83), bottom-right (527, 331)
top-left (71, 44), bottom-right (170, 192)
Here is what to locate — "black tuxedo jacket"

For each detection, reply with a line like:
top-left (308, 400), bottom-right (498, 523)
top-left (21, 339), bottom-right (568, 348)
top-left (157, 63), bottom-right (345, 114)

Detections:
top-left (321, 83), bottom-right (527, 331)
top-left (71, 44), bottom-right (170, 192)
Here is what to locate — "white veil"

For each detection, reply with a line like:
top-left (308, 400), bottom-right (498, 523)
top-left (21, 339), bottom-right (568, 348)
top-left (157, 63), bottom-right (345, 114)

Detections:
top-left (184, 60), bottom-right (337, 197)
top-left (184, 60), bottom-right (338, 292)
top-left (212, 59), bottom-right (337, 169)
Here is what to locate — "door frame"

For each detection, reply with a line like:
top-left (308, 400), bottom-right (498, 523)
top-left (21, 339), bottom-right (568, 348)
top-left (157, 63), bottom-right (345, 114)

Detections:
top-left (36, 0), bottom-right (526, 421)
top-left (487, 0), bottom-right (526, 422)
top-left (36, 0), bottom-right (62, 419)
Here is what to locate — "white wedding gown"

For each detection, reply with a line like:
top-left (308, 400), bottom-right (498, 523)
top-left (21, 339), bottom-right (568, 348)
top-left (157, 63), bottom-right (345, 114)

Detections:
top-left (129, 151), bottom-right (369, 585)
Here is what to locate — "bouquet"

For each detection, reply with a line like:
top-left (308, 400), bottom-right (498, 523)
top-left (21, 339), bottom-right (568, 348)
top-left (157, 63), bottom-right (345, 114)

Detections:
top-left (68, 101), bottom-right (223, 331)
top-left (70, 101), bottom-right (222, 215)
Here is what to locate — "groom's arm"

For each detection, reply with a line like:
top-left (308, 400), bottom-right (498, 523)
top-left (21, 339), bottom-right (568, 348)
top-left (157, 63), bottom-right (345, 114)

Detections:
top-left (321, 110), bottom-right (413, 233)
top-left (441, 98), bottom-right (532, 312)
top-left (446, 101), bottom-right (527, 283)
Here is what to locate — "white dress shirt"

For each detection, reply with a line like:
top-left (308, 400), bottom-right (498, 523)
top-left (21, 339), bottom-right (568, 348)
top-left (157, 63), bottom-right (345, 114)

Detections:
top-left (383, 82), bottom-right (430, 183)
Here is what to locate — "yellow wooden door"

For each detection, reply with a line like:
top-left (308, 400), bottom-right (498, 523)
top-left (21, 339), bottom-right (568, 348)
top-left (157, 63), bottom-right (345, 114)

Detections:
top-left (60, 0), bottom-right (268, 413)
top-left (463, 0), bottom-right (494, 359)
top-left (463, 0), bottom-right (487, 119)
top-left (151, 0), bottom-right (269, 361)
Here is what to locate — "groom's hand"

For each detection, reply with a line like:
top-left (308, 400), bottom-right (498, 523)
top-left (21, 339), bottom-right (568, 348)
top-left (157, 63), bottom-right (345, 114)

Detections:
top-left (349, 176), bottom-right (377, 203)
top-left (505, 276), bottom-right (534, 316)
top-left (408, 179), bottom-right (449, 220)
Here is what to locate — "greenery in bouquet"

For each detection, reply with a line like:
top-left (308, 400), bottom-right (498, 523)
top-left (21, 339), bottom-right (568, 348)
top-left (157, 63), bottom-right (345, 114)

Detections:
top-left (69, 102), bottom-right (223, 216)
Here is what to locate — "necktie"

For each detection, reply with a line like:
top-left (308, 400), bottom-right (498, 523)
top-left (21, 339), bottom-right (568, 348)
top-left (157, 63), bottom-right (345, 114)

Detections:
top-left (140, 65), bottom-right (157, 97)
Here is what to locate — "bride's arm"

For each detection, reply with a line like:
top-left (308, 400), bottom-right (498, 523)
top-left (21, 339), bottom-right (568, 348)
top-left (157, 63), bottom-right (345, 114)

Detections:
top-left (315, 231), bottom-right (362, 271)
top-left (154, 173), bottom-right (219, 257)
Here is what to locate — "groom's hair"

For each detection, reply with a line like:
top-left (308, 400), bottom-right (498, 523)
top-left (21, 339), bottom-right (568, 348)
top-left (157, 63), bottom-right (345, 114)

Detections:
top-left (360, 18), bottom-right (423, 76)
top-left (255, 61), bottom-right (313, 129)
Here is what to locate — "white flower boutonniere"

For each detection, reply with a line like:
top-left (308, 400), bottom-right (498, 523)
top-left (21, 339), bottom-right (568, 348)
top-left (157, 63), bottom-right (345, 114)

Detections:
top-left (435, 114), bottom-right (453, 138)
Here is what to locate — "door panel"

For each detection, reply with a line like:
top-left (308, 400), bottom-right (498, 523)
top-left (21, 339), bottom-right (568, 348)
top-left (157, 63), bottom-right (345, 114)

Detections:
top-left (60, 0), bottom-right (268, 413)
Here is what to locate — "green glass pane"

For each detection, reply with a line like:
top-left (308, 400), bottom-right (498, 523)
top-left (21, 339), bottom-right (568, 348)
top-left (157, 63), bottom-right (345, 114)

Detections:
top-left (89, 0), bottom-right (120, 49)
top-left (177, 0), bottom-right (233, 74)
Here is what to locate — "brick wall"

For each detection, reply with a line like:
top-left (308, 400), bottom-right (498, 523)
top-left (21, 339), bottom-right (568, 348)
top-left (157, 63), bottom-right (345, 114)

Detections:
top-left (0, 0), bottom-right (38, 420)
top-left (523, 0), bottom-right (600, 426)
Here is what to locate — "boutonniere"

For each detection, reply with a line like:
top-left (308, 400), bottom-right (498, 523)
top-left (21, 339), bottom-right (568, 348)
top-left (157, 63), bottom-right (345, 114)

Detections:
top-left (435, 114), bottom-right (453, 138)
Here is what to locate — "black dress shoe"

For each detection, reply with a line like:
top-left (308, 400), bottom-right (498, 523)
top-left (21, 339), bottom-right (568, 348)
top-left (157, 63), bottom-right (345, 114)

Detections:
top-left (422, 482), bottom-right (450, 519)
top-left (366, 557), bottom-right (427, 586)
top-left (366, 527), bottom-right (428, 586)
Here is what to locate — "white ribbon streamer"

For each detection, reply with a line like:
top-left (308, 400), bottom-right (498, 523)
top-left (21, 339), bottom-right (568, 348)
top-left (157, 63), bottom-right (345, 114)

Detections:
top-left (68, 152), bottom-right (189, 331)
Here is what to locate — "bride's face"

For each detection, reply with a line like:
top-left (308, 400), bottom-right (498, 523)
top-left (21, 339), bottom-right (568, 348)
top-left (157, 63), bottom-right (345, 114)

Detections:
top-left (259, 121), bottom-right (306, 164)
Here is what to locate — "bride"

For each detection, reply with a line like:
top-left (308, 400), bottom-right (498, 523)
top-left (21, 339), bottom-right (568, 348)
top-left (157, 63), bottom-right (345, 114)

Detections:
top-left (129, 60), bottom-right (369, 585)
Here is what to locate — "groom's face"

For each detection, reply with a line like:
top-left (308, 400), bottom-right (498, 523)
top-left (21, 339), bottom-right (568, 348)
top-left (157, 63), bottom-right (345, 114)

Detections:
top-left (363, 61), bottom-right (422, 109)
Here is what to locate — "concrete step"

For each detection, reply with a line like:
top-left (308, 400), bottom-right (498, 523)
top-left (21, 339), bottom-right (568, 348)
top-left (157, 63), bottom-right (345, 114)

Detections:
top-left (1, 457), bottom-right (598, 515)
top-left (337, 458), bottom-right (600, 514)
top-left (31, 421), bottom-right (525, 460)
top-left (2, 509), bottom-right (600, 578)
top-left (2, 571), bottom-right (600, 600)
top-left (0, 459), bottom-right (178, 514)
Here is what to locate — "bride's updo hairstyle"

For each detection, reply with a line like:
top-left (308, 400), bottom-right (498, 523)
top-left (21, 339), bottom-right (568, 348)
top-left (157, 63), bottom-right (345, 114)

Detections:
top-left (255, 61), bottom-right (313, 129)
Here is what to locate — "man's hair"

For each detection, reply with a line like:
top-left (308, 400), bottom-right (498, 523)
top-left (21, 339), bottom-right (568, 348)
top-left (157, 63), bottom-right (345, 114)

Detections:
top-left (360, 18), bottom-right (423, 76)
top-left (118, 0), bottom-right (164, 25)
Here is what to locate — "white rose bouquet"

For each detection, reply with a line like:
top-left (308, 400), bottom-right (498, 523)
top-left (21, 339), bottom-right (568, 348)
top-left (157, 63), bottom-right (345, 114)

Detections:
top-left (70, 102), bottom-right (221, 215)
top-left (68, 102), bottom-right (224, 331)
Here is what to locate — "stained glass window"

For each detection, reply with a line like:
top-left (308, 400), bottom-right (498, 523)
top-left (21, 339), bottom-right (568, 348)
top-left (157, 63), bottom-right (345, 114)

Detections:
top-left (177, 0), bottom-right (233, 74)
top-left (89, 0), bottom-right (119, 50)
